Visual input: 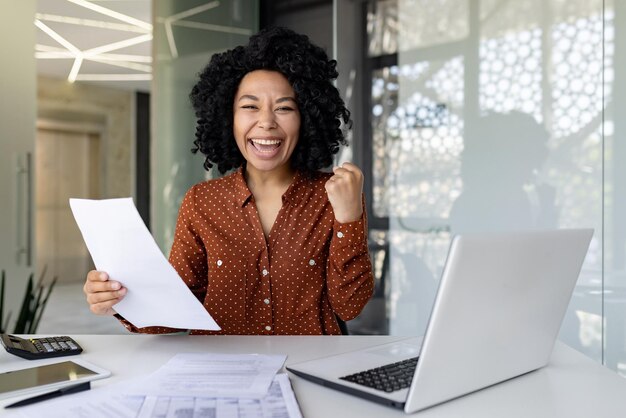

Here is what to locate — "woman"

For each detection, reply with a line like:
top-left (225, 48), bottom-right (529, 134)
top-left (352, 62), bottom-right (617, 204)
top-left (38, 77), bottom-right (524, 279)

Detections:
top-left (83, 27), bottom-right (373, 335)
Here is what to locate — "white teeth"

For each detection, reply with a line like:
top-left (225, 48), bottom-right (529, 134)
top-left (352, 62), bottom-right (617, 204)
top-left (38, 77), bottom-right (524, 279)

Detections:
top-left (250, 138), bottom-right (281, 145)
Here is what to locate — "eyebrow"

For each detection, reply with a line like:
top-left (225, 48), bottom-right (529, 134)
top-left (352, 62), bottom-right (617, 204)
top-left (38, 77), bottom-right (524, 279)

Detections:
top-left (238, 94), bottom-right (297, 104)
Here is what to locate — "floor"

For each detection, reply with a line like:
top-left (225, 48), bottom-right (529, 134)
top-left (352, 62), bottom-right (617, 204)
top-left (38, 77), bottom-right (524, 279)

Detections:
top-left (36, 282), bottom-right (126, 334)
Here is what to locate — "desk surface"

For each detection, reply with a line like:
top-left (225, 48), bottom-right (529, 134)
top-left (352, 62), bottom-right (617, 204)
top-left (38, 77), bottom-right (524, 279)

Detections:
top-left (1, 335), bottom-right (626, 417)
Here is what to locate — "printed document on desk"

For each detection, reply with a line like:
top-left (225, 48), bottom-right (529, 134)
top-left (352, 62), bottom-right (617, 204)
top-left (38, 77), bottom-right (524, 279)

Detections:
top-left (10, 378), bottom-right (145, 418)
top-left (13, 374), bottom-right (302, 418)
top-left (70, 198), bottom-right (220, 330)
top-left (137, 374), bottom-right (302, 418)
top-left (135, 353), bottom-right (287, 398)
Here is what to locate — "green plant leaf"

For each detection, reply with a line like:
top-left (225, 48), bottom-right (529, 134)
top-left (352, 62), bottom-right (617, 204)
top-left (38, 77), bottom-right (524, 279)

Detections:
top-left (14, 274), bottom-right (34, 334)
top-left (1, 268), bottom-right (56, 334)
top-left (28, 285), bottom-right (45, 334)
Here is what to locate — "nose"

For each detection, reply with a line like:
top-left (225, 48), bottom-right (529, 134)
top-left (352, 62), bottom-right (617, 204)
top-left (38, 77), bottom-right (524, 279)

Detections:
top-left (257, 108), bottom-right (277, 130)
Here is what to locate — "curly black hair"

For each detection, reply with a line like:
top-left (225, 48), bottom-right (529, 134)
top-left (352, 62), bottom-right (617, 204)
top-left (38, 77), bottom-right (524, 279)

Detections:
top-left (190, 26), bottom-right (351, 175)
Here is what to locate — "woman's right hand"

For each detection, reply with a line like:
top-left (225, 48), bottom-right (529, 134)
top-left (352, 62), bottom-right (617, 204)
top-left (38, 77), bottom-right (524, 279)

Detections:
top-left (83, 270), bottom-right (127, 316)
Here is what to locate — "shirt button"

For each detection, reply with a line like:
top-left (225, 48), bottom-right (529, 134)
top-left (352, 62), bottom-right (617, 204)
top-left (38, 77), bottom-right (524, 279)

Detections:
top-left (337, 232), bottom-right (344, 238)
top-left (263, 298), bottom-right (270, 305)
top-left (265, 326), bottom-right (272, 331)
top-left (309, 259), bottom-right (316, 266)
top-left (217, 260), bottom-right (223, 267)
top-left (262, 269), bottom-right (268, 276)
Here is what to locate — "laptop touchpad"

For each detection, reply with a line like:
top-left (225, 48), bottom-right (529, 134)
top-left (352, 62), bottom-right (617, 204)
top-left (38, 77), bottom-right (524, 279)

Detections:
top-left (365, 343), bottom-right (420, 358)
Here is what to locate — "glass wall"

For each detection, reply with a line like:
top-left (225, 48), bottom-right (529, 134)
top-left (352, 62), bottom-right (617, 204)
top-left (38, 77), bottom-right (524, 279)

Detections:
top-left (152, 0), bottom-right (258, 253)
top-left (337, 0), bottom-right (626, 375)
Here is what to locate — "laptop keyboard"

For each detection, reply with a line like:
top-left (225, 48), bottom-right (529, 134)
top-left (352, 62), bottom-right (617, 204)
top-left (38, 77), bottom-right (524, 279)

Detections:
top-left (339, 356), bottom-right (419, 393)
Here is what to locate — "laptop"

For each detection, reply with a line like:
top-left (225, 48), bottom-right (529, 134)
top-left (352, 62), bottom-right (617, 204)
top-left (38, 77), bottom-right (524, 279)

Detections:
top-left (287, 229), bottom-right (593, 413)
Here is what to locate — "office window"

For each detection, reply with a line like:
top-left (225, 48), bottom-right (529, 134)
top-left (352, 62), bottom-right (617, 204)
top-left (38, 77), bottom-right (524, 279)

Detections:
top-left (337, 0), bottom-right (625, 376)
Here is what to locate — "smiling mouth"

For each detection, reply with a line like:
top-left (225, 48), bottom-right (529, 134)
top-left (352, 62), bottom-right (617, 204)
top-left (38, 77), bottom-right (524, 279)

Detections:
top-left (249, 138), bottom-right (282, 153)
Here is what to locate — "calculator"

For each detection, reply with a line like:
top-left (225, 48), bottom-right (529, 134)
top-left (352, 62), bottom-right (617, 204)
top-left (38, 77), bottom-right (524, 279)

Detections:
top-left (0, 334), bottom-right (83, 360)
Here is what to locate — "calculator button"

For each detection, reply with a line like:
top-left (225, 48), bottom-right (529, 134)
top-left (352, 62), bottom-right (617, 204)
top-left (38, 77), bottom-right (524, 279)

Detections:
top-left (58, 342), bottom-right (69, 350)
top-left (67, 342), bottom-right (78, 350)
top-left (42, 343), bottom-right (54, 352)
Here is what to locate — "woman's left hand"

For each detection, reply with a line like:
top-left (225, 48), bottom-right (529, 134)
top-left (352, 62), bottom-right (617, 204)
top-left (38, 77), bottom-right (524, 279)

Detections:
top-left (325, 162), bottom-right (364, 223)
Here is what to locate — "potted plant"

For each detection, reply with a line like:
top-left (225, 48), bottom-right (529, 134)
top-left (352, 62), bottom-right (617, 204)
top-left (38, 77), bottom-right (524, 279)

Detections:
top-left (0, 267), bottom-right (57, 334)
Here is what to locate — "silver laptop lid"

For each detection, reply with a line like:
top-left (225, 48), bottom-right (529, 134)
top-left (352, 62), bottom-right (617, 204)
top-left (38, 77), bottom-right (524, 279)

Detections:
top-left (406, 228), bottom-right (593, 413)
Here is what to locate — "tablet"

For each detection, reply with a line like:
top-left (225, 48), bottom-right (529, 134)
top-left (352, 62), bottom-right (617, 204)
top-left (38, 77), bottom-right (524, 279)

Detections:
top-left (0, 358), bottom-right (110, 400)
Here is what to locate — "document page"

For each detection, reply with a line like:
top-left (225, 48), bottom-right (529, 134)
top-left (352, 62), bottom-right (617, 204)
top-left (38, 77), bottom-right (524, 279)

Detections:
top-left (70, 198), bottom-right (220, 330)
top-left (13, 375), bottom-right (302, 418)
top-left (137, 374), bottom-right (302, 418)
top-left (12, 382), bottom-right (146, 418)
top-left (135, 353), bottom-right (287, 398)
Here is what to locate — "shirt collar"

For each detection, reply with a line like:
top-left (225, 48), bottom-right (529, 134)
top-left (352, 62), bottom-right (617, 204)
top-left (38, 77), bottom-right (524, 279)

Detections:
top-left (233, 167), bottom-right (253, 207)
top-left (232, 166), bottom-right (310, 208)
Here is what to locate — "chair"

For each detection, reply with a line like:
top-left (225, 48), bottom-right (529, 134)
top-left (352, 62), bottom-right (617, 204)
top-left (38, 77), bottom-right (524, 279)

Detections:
top-left (336, 316), bottom-right (349, 335)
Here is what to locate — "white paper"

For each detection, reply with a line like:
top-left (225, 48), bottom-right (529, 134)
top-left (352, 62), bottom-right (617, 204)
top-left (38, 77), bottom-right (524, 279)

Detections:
top-left (137, 375), bottom-right (303, 418)
top-left (69, 198), bottom-right (220, 330)
top-left (273, 374), bottom-right (303, 418)
top-left (134, 353), bottom-right (287, 398)
top-left (165, 397), bottom-right (195, 418)
top-left (14, 379), bottom-right (146, 418)
top-left (15, 375), bottom-right (303, 418)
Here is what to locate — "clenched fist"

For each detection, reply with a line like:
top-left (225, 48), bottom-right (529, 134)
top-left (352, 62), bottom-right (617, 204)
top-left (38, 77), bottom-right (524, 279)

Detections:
top-left (325, 162), bottom-right (364, 223)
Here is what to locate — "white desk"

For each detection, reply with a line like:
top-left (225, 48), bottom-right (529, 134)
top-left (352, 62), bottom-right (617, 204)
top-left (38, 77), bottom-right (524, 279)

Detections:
top-left (1, 335), bottom-right (626, 417)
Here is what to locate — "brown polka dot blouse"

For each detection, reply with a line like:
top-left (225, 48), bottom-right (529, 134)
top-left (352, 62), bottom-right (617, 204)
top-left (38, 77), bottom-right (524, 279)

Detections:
top-left (117, 167), bottom-right (374, 335)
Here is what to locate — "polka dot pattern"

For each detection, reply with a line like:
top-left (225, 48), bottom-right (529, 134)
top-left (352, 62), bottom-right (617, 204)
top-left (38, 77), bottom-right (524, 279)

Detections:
top-left (116, 167), bottom-right (374, 335)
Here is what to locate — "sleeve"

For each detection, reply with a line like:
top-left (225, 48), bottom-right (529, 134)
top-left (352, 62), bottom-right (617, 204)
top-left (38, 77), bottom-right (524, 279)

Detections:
top-left (113, 313), bottom-right (188, 334)
top-left (113, 185), bottom-right (209, 334)
top-left (326, 194), bottom-right (374, 321)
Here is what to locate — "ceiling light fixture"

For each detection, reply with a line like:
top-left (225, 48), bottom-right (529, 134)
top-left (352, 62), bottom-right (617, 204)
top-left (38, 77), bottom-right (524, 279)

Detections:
top-left (35, 13), bottom-right (148, 33)
top-left (66, 0), bottom-right (152, 31)
top-left (68, 55), bottom-right (84, 83)
top-left (36, 46), bottom-right (152, 63)
top-left (83, 34), bottom-right (152, 57)
top-left (35, 2), bottom-right (153, 85)
top-left (36, 52), bottom-right (152, 65)
top-left (75, 74), bottom-right (152, 81)
top-left (36, 51), bottom-right (74, 59)
top-left (35, 20), bottom-right (85, 83)
top-left (35, 20), bottom-right (152, 82)
top-left (36, 44), bottom-right (70, 52)
top-left (34, 20), bottom-right (81, 55)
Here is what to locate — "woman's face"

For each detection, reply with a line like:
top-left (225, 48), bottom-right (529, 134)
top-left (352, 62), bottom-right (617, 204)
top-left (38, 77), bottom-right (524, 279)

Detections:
top-left (233, 70), bottom-right (301, 174)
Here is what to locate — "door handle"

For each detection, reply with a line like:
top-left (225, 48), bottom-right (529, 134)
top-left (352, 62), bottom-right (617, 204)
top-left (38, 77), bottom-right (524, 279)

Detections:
top-left (16, 152), bottom-right (32, 267)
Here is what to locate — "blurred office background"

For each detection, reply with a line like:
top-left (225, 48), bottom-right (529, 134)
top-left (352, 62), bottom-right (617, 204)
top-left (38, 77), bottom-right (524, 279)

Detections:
top-left (1, 0), bottom-right (625, 377)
